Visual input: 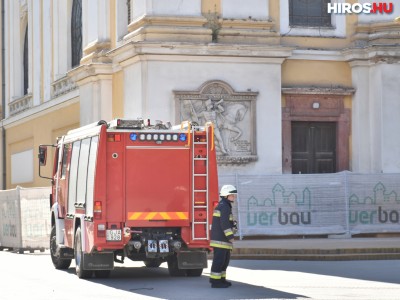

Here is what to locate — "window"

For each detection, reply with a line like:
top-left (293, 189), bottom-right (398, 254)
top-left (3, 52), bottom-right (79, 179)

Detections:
top-left (66, 137), bottom-right (99, 216)
top-left (68, 141), bottom-right (81, 213)
top-left (11, 149), bottom-right (33, 184)
top-left (23, 26), bottom-right (28, 95)
top-left (86, 136), bottom-right (99, 216)
top-left (71, 0), bottom-right (82, 68)
top-left (76, 138), bottom-right (91, 204)
top-left (61, 144), bottom-right (71, 179)
top-left (289, 0), bottom-right (331, 27)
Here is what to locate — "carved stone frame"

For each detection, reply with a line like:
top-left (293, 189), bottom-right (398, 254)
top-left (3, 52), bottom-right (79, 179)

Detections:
top-left (174, 80), bottom-right (258, 165)
top-left (282, 88), bottom-right (353, 174)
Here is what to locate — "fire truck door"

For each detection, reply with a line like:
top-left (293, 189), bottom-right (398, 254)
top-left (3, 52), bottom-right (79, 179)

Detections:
top-left (125, 147), bottom-right (190, 227)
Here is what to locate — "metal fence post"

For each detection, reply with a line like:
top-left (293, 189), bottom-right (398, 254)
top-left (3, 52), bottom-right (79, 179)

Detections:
top-left (235, 173), bottom-right (244, 240)
top-left (344, 171), bottom-right (350, 236)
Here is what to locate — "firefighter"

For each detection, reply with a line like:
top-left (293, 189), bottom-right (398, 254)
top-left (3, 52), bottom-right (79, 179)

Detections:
top-left (209, 184), bottom-right (238, 288)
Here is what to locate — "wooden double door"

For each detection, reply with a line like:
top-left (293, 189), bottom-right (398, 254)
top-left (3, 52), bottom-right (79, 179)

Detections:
top-left (291, 122), bottom-right (336, 174)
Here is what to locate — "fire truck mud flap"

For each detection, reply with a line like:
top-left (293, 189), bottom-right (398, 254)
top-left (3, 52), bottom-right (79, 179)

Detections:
top-left (83, 252), bottom-right (114, 270)
top-left (59, 247), bottom-right (74, 259)
top-left (177, 251), bottom-right (208, 269)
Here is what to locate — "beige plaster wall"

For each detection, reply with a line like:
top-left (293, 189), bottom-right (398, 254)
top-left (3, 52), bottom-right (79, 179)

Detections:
top-left (282, 60), bottom-right (352, 87)
top-left (6, 102), bottom-right (80, 189)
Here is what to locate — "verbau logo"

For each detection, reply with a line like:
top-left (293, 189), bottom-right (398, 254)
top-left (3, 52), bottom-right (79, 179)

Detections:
top-left (328, 2), bottom-right (394, 14)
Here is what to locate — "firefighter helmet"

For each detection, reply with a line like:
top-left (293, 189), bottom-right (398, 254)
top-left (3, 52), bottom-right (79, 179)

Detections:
top-left (220, 185), bottom-right (237, 197)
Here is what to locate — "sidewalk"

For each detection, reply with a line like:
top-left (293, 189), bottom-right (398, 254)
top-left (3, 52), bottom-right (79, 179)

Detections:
top-left (231, 237), bottom-right (400, 260)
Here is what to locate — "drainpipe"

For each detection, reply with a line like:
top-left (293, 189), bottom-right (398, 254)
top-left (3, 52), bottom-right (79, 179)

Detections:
top-left (1, 0), bottom-right (5, 190)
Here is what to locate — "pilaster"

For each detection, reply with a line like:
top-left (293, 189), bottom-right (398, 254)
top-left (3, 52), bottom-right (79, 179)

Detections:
top-left (68, 63), bottom-right (113, 126)
top-left (344, 21), bottom-right (400, 173)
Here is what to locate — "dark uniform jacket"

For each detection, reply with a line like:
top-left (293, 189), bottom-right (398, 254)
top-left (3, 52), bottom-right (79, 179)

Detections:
top-left (210, 197), bottom-right (234, 250)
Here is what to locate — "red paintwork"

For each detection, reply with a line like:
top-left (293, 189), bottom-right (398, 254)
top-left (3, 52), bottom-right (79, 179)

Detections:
top-left (51, 123), bottom-right (219, 253)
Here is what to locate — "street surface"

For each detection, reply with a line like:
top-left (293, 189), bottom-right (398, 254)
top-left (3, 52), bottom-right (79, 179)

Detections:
top-left (0, 250), bottom-right (400, 300)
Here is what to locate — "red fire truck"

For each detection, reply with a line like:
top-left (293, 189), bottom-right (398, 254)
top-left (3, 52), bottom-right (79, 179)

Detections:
top-left (38, 119), bottom-right (219, 278)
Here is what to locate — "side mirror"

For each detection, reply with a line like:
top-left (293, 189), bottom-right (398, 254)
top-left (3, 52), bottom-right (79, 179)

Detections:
top-left (38, 145), bottom-right (47, 166)
top-left (38, 144), bottom-right (55, 180)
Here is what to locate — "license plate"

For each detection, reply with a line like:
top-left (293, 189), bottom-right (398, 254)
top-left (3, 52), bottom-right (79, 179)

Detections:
top-left (148, 240), bottom-right (157, 253)
top-left (159, 240), bottom-right (169, 253)
top-left (106, 229), bottom-right (122, 241)
top-left (147, 240), bottom-right (169, 253)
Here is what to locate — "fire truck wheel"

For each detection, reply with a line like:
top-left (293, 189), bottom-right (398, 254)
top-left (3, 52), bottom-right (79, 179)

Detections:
top-left (74, 227), bottom-right (93, 279)
top-left (50, 226), bottom-right (72, 270)
top-left (144, 260), bottom-right (162, 268)
top-left (186, 268), bottom-right (203, 277)
top-left (167, 254), bottom-right (186, 277)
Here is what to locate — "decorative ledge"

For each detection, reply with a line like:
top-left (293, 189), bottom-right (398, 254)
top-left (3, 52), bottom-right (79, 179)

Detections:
top-left (217, 155), bottom-right (258, 165)
top-left (9, 94), bottom-right (33, 116)
top-left (52, 76), bottom-right (77, 99)
top-left (282, 87), bottom-right (355, 96)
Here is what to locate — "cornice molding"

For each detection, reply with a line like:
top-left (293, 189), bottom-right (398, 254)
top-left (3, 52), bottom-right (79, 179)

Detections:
top-left (352, 21), bottom-right (400, 48)
top-left (342, 45), bottom-right (400, 64)
top-left (2, 93), bottom-right (79, 129)
top-left (108, 41), bottom-right (294, 66)
top-left (67, 63), bottom-right (114, 86)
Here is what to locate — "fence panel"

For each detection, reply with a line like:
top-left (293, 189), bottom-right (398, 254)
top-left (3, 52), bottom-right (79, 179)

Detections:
top-left (0, 187), bottom-right (50, 250)
top-left (0, 188), bottom-right (22, 248)
top-left (19, 187), bottom-right (51, 248)
top-left (347, 174), bottom-right (400, 234)
top-left (219, 172), bottom-right (400, 237)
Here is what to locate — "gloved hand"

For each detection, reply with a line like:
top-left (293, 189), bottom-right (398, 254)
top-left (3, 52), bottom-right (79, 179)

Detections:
top-left (232, 220), bottom-right (238, 234)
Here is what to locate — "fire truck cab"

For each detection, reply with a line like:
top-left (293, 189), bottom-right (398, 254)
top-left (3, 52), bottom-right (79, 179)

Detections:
top-left (38, 119), bottom-right (219, 278)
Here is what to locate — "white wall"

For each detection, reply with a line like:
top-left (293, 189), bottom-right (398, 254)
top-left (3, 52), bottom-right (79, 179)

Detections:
top-left (42, 0), bottom-right (52, 102)
top-left (31, 0), bottom-right (41, 106)
top-left (358, 0), bottom-right (400, 23)
top-left (7, 1), bottom-right (24, 104)
top-left (351, 62), bottom-right (400, 173)
top-left (116, 0), bottom-right (129, 42)
top-left (79, 78), bottom-right (113, 126)
top-left (82, 0), bottom-right (111, 48)
top-left (351, 63), bottom-right (374, 173)
top-left (123, 57), bottom-right (283, 174)
top-left (132, 0), bottom-right (201, 20)
top-left (221, 0), bottom-right (269, 20)
top-left (381, 64), bottom-right (400, 172)
top-left (52, 0), bottom-right (71, 79)
top-left (123, 62), bottom-right (146, 117)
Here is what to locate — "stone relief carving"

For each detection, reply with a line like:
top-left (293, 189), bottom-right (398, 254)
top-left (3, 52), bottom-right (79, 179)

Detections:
top-left (174, 80), bottom-right (258, 165)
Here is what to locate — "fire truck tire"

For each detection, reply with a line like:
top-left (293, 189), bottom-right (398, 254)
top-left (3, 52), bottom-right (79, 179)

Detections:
top-left (167, 254), bottom-right (186, 277)
top-left (144, 260), bottom-right (162, 268)
top-left (50, 226), bottom-right (72, 270)
top-left (74, 227), bottom-right (93, 279)
top-left (186, 268), bottom-right (203, 277)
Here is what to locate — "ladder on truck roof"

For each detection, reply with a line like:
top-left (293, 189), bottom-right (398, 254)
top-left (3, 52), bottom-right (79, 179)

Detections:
top-left (191, 123), bottom-right (213, 241)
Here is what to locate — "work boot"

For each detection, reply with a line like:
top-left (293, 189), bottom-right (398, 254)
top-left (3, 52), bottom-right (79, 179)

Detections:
top-left (221, 278), bottom-right (232, 286)
top-left (211, 281), bottom-right (230, 288)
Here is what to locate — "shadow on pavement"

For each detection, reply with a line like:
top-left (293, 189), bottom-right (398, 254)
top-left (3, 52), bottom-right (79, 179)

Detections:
top-left (72, 264), bottom-right (307, 300)
top-left (230, 259), bottom-right (400, 285)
